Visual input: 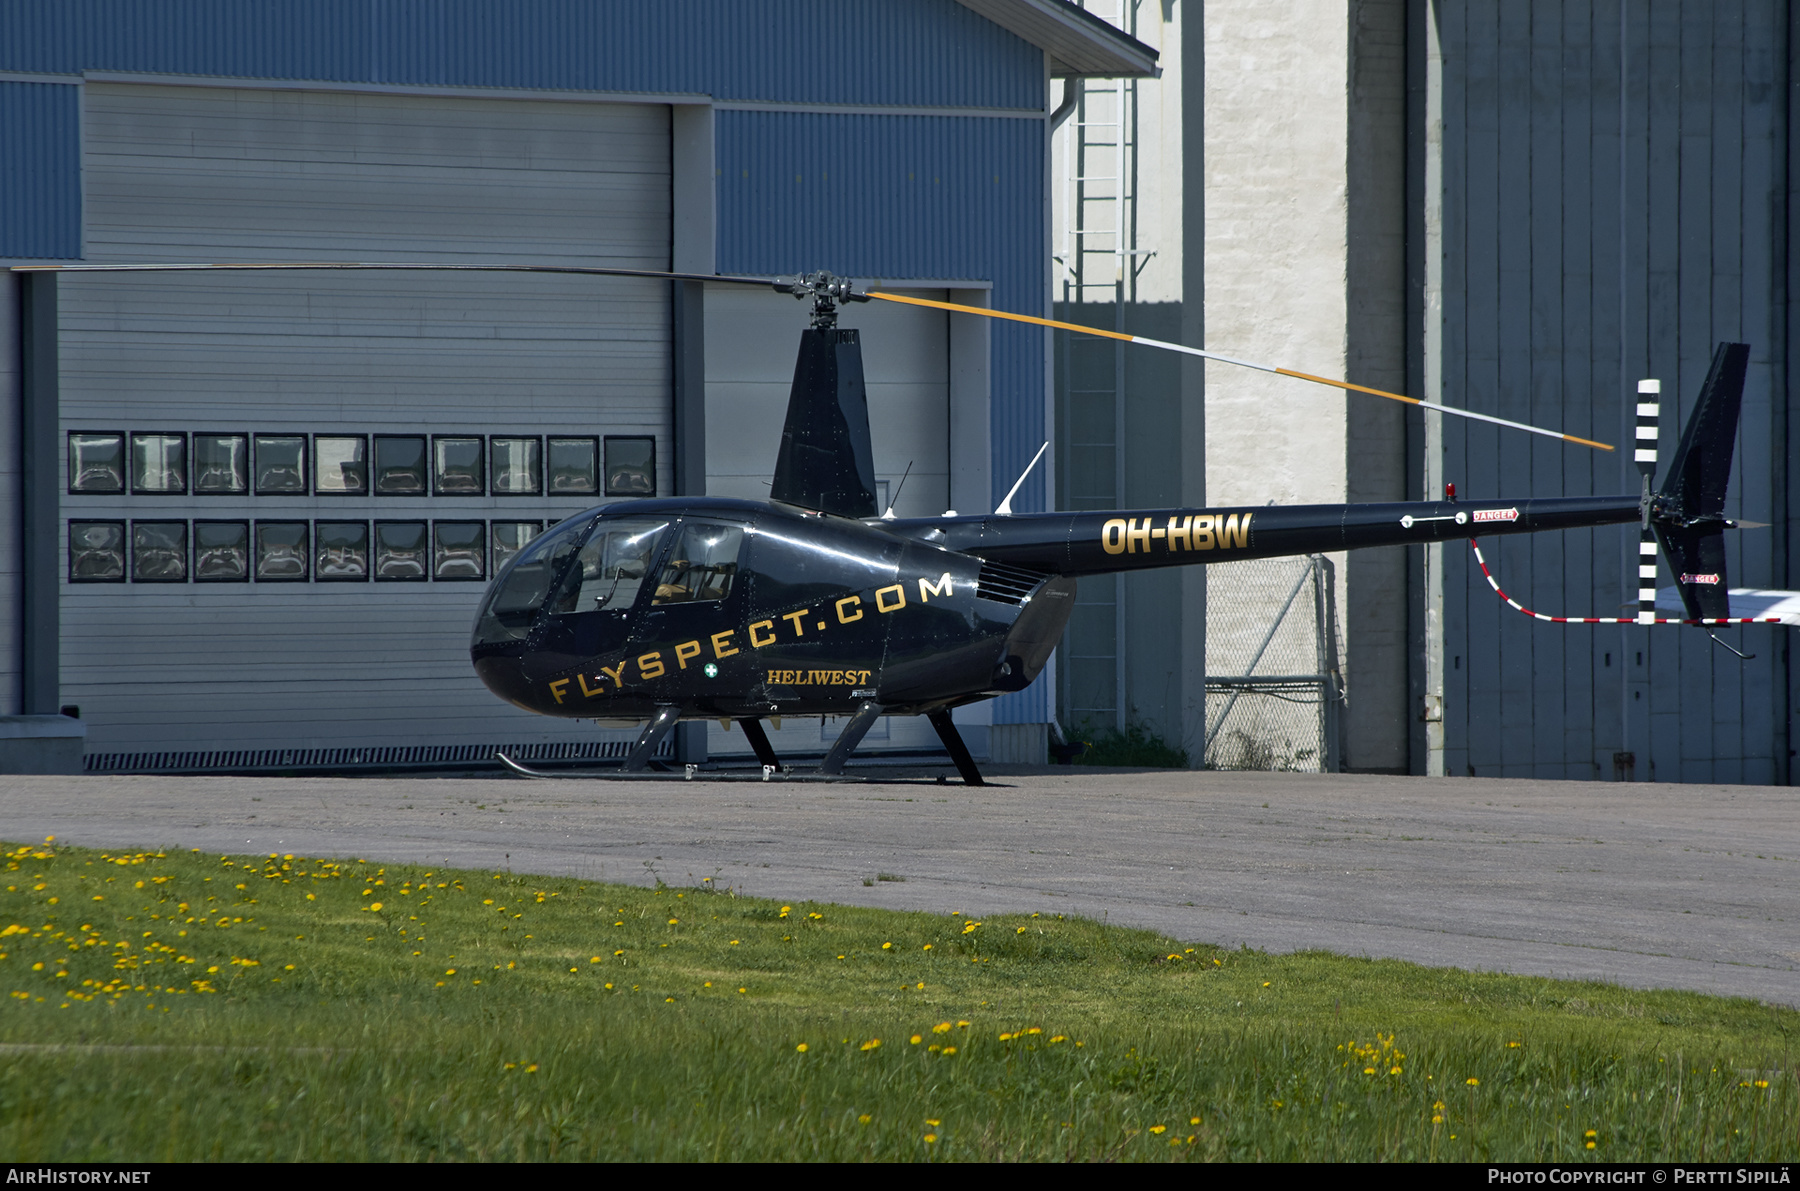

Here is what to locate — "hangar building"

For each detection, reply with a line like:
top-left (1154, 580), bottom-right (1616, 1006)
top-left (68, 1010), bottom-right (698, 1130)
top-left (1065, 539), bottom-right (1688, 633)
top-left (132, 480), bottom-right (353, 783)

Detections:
top-left (0, 1), bottom-right (1155, 772)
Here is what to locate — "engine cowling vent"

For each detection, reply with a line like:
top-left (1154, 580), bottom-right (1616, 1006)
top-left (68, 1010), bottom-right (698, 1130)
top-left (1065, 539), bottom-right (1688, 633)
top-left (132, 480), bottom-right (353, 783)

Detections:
top-left (975, 560), bottom-right (1049, 605)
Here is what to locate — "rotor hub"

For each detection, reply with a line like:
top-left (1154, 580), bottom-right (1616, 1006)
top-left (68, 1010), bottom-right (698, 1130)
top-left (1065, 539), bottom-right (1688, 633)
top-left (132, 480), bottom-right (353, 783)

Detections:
top-left (773, 270), bottom-right (871, 329)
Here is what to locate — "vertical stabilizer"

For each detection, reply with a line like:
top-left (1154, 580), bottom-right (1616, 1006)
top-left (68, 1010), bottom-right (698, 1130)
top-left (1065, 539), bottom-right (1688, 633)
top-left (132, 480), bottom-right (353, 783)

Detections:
top-left (1653, 342), bottom-right (1749, 621)
top-left (770, 328), bottom-right (879, 519)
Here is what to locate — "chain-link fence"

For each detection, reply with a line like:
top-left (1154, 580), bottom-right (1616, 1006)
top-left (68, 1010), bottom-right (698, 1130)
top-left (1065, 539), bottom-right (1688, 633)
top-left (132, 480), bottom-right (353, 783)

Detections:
top-left (1203, 555), bottom-right (1345, 772)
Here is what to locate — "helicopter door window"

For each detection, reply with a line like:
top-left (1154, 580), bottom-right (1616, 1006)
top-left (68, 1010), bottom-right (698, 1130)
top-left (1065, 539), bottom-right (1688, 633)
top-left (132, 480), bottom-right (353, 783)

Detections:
top-left (484, 514), bottom-right (591, 622)
top-left (652, 524), bottom-right (743, 604)
top-left (253, 436), bottom-right (307, 495)
top-left (374, 521), bottom-right (429, 580)
top-left (433, 521), bottom-right (487, 580)
top-left (603, 435), bottom-right (656, 496)
top-left (490, 521), bottom-right (541, 573)
top-left (69, 521), bottom-right (126, 582)
top-left (193, 434), bottom-right (248, 494)
top-left (491, 437), bottom-right (543, 496)
top-left (130, 434), bottom-right (187, 495)
top-left (131, 521), bottom-right (188, 582)
top-left (373, 436), bottom-right (428, 495)
top-left (547, 437), bottom-right (599, 495)
top-left (315, 521), bottom-right (370, 581)
top-left (551, 517), bottom-right (670, 614)
top-left (68, 434), bottom-right (126, 494)
top-left (433, 436), bottom-right (485, 495)
top-left (254, 521), bottom-right (309, 581)
top-left (194, 521), bottom-right (249, 581)
top-left (313, 436), bottom-right (368, 495)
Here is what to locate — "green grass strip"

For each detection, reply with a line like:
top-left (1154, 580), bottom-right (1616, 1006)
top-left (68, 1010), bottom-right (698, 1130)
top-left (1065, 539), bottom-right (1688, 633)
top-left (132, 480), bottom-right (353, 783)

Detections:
top-left (0, 837), bottom-right (1793, 1161)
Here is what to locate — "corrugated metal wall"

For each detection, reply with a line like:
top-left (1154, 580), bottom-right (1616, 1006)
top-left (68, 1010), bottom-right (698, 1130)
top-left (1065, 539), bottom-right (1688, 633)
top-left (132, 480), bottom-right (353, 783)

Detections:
top-left (0, 0), bottom-right (1043, 108)
top-left (1439, 0), bottom-right (1792, 783)
top-left (0, 81), bottom-right (80, 259)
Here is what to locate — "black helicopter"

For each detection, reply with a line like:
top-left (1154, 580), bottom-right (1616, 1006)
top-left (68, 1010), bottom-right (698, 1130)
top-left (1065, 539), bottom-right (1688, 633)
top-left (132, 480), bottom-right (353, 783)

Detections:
top-left (462, 271), bottom-right (1753, 785)
top-left (13, 262), bottom-right (1754, 785)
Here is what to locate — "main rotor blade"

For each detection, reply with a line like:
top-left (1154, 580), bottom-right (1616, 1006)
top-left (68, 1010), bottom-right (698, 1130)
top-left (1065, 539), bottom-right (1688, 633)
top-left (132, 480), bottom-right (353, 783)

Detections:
top-left (9, 261), bottom-right (781, 287)
top-left (868, 291), bottom-right (1615, 453)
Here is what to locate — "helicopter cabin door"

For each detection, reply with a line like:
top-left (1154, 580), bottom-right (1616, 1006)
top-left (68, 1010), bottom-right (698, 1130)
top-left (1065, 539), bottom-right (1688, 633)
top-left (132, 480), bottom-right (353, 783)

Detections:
top-left (741, 518), bottom-right (901, 712)
top-left (627, 519), bottom-right (754, 706)
top-left (535, 515), bottom-right (674, 681)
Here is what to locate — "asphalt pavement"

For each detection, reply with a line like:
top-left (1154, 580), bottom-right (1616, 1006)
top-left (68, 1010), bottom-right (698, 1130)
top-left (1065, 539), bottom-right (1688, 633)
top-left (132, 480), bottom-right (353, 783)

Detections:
top-left (2, 766), bottom-right (1795, 1005)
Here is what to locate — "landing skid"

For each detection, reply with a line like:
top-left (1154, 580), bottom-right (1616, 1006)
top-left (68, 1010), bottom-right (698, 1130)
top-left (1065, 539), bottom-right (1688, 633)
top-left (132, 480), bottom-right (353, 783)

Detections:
top-left (495, 751), bottom-right (870, 783)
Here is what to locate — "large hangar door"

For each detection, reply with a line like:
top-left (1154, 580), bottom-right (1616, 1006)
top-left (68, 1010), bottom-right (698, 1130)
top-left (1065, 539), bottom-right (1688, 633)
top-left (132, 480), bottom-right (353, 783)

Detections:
top-left (703, 284), bottom-right (952, 757)
top-left (60, 83), bottom-right (672, 767)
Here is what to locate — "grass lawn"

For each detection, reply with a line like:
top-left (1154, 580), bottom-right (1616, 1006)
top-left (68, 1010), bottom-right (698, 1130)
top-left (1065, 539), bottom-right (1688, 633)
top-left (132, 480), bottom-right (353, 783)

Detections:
top-left (0, 837), bottom-right (1793, 1161)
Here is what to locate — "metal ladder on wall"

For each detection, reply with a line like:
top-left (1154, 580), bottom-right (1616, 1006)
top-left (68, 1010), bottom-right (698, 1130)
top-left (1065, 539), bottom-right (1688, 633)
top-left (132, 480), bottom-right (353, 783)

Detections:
top-left (1057, 0), bottom-right (1140, 734)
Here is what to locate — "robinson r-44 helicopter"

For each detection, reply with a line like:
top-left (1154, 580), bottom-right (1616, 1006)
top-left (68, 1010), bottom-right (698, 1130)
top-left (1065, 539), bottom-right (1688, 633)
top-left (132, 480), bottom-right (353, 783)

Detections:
top-left (13, 262), bottom-right (1762, 784)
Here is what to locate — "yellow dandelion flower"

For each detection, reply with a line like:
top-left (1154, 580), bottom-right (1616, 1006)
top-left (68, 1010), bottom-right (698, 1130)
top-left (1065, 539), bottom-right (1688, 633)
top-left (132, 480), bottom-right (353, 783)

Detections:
top-left (730, 939), bottom-right (739, 945)
top-left (369, 902), bottom-right (382, 911)
top-left (882, 941), bottom-right (892, 950)
top-left (923, 1134), bottom-right (937, 1144)
top-left (910, 1035), bottom-right (922, 1045)
top-left (1586, 1142), bottom-right (1596, 1150)
top-left (923, 943), bottom-right (932, 951)
top-left (942, 1046), bottom-right (957, 1055)
top-left (667, 918), bottom-right (679, 925)
top-left (524, 1064), bottom-right (537, 1073)
top-left (1466, 1078), bottom-right (1479, 1086)
top-left (738, 987), bottom-right (746, 993)
top-left (1190, 1117), bottom-right (1200, 1125)
top-left (445, 968), bottom-right (456, 975)
top-left (858, 1114), bottom-right (871, 1125)
top-left (796, 1043), bottom-right (808, 1053)
top-left (1584, 1130), bottom-right (1597, 1138)
top-left (604, 983), bottom-right (613, 990)
top-left (1150, 1125), bottom-right (1166, 1135)
top-left (860, 1039), bottom-right (881, 1051)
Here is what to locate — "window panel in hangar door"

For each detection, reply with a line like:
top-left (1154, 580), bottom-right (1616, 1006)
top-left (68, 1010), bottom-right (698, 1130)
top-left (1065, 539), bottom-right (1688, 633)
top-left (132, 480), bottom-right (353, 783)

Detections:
top-left (630, 520), bottom-right (754, 696)
top-left (743, 525), bottom-right (900, 683)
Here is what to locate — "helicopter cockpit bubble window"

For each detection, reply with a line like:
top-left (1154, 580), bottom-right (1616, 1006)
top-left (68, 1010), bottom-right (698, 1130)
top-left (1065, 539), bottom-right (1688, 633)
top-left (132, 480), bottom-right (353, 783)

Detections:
top-left (68, 434), bottom-right (125, 494)
top-left (652, 523), bottom-right (743, 604)
top-left (481, 514), bottom-right (594, 624)
top-left (131, 434), bottom-right (187, 495)
top-left (489, 521), bottom-right (541, 573)
top-left (193, 434), bottom-right (248, 494)
top-left (551, 517), bottom-right (671, 615)
top-left (253, 436), bottom-right (307, 495)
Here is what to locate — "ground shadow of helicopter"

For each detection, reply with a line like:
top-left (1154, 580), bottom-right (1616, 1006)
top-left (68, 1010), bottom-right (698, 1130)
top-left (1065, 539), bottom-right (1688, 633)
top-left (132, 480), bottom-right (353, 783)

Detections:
top-left (13, 262), bottom-right (1757, 785)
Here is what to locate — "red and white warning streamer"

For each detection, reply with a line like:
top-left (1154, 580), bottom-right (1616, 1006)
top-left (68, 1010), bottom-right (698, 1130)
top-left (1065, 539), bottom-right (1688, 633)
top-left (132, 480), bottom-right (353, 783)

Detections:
top-left (1469, 539), bottom-right (1784, 625)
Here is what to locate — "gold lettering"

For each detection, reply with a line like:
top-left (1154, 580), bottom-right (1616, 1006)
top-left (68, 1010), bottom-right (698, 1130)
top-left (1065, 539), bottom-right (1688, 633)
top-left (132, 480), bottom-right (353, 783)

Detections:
top-left (918, 572), bottom-right (953, 602)
top-left (674, 640), bottom-right (703, 669)
top-left (875, 584), bottom-right (906, 613)
top-left (781, 610), bottom-right (808, 636)
top-left (836, 595), bottom-right (863, 623)
top-left (1223, 512), bottom-right (1252, 549)
top-left (578, 673), bottom-right (604, 698)
top-left (1101, 518), bottom-right (1127, 554)
top-left (601, 661), bottom-right (627, 686)
top-left (1126, 518), bottom-right (1152, 554)
top-left (749, 620), bottom-right (777, 648)
top-left (711, 629), bottom-right (739, 659)
top-left (548, 678), bottom-right (570, 705)
top-left (1194, 514), bottom-right (1216, 551)
top-left (637, 651), bottom-right (665, 680)
top-left (1167, 515), bottom-right (1190, 551)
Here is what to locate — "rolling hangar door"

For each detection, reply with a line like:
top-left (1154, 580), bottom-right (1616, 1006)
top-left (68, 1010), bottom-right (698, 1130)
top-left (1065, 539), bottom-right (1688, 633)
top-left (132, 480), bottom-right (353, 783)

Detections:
top-left (702, 283), bottom-right (962, 759)
top-left (59, 82), bottom-right (674, 770)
